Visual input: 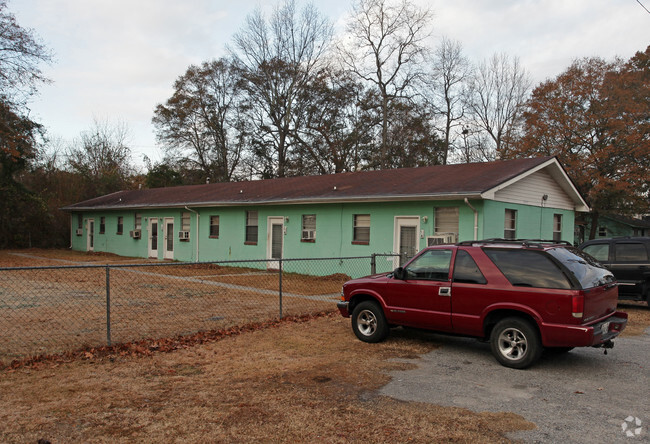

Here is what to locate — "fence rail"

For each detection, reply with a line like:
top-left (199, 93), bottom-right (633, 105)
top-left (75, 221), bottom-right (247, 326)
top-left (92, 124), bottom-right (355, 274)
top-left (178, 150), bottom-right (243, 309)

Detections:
top-left (0, 254), bottom-right (400, 366)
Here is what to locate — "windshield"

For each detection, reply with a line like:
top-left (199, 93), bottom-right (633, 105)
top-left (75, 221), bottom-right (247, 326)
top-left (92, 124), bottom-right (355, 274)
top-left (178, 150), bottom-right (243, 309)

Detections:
top-left (547, 247), bottom-right (615, 289)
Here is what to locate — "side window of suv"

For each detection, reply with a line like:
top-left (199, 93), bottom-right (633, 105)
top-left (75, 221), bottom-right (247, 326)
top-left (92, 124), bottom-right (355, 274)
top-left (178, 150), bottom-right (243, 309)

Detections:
top-left (614, 243), bottom-right (649, 262)
top-left (405, 249), bottom-right (452, 281)
top-left (484, 249), bottom-right (572, 289)
top-left (453, 250), bottom-right (487, 284)
top-left (582, 243), bottom-right (610, 262)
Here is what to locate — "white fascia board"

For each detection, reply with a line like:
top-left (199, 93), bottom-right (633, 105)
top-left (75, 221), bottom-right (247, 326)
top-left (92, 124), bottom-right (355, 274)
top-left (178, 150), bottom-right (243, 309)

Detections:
top-left (481, 158), bottom-right (590, 212)
top-left (62, 192), bottom-right (485, 211)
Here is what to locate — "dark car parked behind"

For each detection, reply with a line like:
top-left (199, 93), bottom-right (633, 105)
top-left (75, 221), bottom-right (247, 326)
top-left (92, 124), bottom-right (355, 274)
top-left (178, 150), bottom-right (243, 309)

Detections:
top-left (579, 237), bottom-right (650, 305)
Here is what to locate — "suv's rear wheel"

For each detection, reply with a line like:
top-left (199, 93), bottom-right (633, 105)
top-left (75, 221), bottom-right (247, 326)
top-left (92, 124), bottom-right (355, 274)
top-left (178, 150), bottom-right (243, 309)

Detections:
top-left (351, 301), bottom-right (389, 343)
top-left (490, 317), bottom-right (542, 369)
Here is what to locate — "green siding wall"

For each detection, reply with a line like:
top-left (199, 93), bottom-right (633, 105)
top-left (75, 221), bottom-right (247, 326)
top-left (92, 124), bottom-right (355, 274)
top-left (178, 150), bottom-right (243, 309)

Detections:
top-left (482, 201), bottom-right (575, 242)
top-left (70, 199), bottom-right (576, 264)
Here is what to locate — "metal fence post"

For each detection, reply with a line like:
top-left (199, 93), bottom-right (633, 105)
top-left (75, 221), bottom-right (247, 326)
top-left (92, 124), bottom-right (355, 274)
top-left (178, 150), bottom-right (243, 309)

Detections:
top-left (105, 265), bottom-right (112, 346)
top-left (278, 259), bottom-right (283, 319)
top-left (370, 253), bottom-right (376, 275)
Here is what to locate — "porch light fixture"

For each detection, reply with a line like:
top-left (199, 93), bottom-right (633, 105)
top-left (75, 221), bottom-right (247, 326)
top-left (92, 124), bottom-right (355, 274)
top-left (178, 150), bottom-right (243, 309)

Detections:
top-left (422, 216), bottom-right (428, 223)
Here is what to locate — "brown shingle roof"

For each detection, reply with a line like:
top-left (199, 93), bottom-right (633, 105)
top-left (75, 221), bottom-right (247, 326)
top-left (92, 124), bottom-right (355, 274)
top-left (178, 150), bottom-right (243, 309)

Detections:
top-left (62, 157), bottom-right (555, 211)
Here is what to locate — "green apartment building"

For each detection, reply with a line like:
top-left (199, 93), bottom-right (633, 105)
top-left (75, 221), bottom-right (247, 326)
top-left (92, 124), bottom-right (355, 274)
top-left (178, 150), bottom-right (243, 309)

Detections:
top-left (62, 157), bottom-right (588, 272)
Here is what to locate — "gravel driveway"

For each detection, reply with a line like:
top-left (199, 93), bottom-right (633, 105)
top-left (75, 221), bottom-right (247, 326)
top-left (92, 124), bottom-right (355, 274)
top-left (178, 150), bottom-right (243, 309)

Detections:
top-left (380, 327), bottom-right (649, 443)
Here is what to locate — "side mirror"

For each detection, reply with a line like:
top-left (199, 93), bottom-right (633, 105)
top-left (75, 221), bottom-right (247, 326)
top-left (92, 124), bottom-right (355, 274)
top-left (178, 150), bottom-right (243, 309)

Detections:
top-left (393, 267), bottom-right (406, 280)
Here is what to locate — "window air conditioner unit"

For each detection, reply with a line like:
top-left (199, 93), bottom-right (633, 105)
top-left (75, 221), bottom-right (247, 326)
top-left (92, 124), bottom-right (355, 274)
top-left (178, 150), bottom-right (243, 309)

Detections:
top-left (179, 231), bottom-right (190, 240)
top-left (302, 230), bottom-right (315, 240)
top-left (75, 228), bottom-right (83, 236)
top-left (427, 233), bottom-right (456, 246)
top-left (129, 229), bottom-right (141, 239)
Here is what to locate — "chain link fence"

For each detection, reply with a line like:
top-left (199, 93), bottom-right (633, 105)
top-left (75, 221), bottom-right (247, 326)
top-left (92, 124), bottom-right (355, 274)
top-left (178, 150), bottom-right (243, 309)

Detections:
top-left (0, 254), bottom-right (400, 366)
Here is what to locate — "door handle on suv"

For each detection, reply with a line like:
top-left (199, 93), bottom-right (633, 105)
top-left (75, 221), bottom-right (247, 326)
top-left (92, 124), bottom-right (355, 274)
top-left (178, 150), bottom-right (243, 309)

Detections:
top-left (439, 287), bottom-right (451, 297)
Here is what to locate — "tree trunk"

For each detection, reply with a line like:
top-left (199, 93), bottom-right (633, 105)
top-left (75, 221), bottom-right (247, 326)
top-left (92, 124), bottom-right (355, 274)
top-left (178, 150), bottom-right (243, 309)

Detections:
top-left (588, 211), bottom-right (600, 240)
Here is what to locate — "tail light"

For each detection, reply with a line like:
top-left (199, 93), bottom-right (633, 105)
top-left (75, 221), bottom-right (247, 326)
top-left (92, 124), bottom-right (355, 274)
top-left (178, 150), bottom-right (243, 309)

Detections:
top-left (572, 294), bottom-right (584, 319)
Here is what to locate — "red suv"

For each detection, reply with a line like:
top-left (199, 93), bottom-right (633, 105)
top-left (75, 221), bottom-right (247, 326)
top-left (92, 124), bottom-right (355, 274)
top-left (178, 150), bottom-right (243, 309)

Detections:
top-left (337, 240), bottom-right (628, 369)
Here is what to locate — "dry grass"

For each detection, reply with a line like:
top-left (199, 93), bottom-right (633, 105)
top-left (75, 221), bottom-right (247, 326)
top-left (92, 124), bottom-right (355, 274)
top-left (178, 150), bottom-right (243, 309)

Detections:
top-left (0, 250), bottom-right (343, 363)
top-left (0, 314), bottom-right (534, 443)
top-left (618, 302), bottom-right (650, 337)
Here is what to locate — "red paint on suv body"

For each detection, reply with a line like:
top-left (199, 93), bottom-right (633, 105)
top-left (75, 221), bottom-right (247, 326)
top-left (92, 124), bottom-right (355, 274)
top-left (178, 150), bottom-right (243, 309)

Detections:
top-left (338, 241), bottom-right (628, 368)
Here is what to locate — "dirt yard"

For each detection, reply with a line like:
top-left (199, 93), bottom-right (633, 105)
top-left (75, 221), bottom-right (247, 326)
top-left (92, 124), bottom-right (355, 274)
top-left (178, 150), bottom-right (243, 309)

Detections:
top-left (0, 250), bottom-right (348, 364)
top-left (0, 313), bottom-right (537, 443)
top-left (1, 249), bottom-right (648, 442)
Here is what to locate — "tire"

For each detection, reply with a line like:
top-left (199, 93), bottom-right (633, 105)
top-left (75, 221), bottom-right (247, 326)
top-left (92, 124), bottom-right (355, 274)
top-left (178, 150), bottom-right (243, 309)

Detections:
top-left (490, 317), bottom-right (542, 369)
top-left (351, 301), bottom-right (389, 343)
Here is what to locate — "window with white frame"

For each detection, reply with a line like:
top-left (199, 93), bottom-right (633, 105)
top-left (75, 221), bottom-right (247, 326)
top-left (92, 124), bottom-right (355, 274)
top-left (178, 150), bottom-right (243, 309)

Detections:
top-left (245, 211), bottom-right (258, 244)
top-left (181, 212), bottom-right (191, 231)
top-left (134, 213), bottom-right (142, 230)
top-left (301, 214), bottom-right (316, 241)
top-left (504, 209), bottom-right (517, 240)
top-left (353, 214), bottom-right (370, 244)
top-left (209, 216), bottom-right (220, 238)
top-left (553, 214), bottom-right (562, 241)
top-left (117, 216), bottom-right (123, 235)
top-left (99, 217), bottom-right (105, 234)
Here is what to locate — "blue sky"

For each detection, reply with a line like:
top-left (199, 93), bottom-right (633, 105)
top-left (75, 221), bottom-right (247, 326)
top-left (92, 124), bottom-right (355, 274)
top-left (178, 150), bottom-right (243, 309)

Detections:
top-left (12, 0), bottom-right (650, 167)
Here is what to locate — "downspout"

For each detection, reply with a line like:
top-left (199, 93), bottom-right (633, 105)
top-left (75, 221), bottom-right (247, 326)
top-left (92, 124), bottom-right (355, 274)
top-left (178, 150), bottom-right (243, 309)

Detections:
top-left (464, 198), bottom-right (478, 241)
top-left (184, 206), bottom-right (200, 262)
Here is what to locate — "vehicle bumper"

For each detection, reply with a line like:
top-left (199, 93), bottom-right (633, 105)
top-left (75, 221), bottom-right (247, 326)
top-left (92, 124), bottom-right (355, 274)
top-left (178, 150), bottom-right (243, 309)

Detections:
top-left (541, 311), bottom-right (628, 347)
top-left (337, 301), bottom-right (350, 317)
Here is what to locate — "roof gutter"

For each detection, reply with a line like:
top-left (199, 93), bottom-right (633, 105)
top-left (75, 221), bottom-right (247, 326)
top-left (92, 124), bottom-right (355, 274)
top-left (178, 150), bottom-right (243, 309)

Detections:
top-left (61, 192), bottom-right (485, 212)
top-left (184, 206), bottom-right (200, 262)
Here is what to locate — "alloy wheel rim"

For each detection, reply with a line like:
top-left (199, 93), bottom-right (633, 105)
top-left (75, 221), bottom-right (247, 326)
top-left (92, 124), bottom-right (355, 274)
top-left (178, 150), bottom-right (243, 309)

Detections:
top-left (497, 327), bottom-right (528, 361)
top-left (358, 309), bottom-right (378, 336)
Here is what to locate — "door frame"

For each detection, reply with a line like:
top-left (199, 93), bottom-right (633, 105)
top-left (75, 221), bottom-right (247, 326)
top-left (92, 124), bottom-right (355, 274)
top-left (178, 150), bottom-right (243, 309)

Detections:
top-left (148, 217), bottom-right (159, 259)
top-left (393, 216), bottom-right (421, 268)
top-left (163, 217), bottom-right (174, 260)
top-left (266, 216), bottom-right (284, 270)
top-left (86, 218), bottom-right (94, 252)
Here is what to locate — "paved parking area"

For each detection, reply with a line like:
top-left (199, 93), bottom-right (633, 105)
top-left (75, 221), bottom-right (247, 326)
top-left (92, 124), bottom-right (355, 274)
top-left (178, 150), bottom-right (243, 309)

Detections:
top-left (380, 329), bottom-right (649, 443)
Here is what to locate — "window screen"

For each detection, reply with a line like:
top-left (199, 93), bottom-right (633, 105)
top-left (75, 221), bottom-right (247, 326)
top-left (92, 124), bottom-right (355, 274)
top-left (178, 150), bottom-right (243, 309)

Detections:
top-left (210, 216), bottom-right (219, 237)
top-left (246, 211), bottom-right (258, 243)
top-left (353, 214), bottom-right (370, 243)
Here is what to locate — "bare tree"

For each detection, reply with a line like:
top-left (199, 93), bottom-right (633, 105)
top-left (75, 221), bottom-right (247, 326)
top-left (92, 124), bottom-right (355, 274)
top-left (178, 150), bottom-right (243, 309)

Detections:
top-left (464, 53), bottom-right (532, 159)
top-left (428, 37), bottom-right (471, 165)
top-left (290, 69), bottom-right (371, 175)
top-left (0, 0), bottom-right (52, 105)
top-left (339, 0), bottom-right (432, 168)
top-left (230, 0), bottom-right (333, 178)
top-left (153, 58), bottom-right (245, 183)
top-left (66, 119), bottom-right (134, 197)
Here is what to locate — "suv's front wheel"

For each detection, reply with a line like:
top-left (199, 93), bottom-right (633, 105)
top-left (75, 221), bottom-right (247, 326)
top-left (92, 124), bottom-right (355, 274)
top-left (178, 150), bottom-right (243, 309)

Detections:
top-left (490, 317), bottom-right (542, 369)
top-left (351, 301), bottom-right (389, 343)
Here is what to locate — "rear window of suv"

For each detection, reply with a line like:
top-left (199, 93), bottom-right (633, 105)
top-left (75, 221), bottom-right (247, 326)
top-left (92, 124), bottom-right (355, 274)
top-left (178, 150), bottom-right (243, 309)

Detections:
top-left (484, 248), bottom-right (572, 289)
top-left (546, 247), bottom-right (615, 289)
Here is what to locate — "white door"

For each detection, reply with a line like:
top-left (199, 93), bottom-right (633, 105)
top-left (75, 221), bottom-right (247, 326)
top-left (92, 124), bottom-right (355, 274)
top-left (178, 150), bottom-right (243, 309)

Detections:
top-left (86, 219), bottom-right (94, 252)
top-left (393, 216), bottom-right (420, 268)
top-left (163, 217), bottom-right (174, 260)
top-left (267, 216), bottom-right (284, 270)
top-left (148, 218), bottom-right (159, 259)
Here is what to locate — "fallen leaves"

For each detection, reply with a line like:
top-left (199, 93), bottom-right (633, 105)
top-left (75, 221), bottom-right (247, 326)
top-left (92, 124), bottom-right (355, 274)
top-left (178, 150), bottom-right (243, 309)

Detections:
top-left (2, 310), bottom-right (337, 372)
